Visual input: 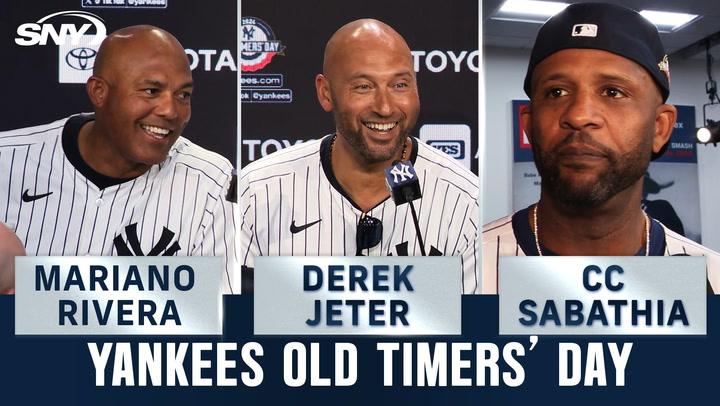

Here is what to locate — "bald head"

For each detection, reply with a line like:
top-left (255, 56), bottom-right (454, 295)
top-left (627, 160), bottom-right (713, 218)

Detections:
top-left (315, 19), bottom-right (419, 167)
top-left (82, 24), bottom-right (194, 179)
top-left (322, 19), bottom-right (413, 78)
top-left (94, 25), bottom-right (189, 80)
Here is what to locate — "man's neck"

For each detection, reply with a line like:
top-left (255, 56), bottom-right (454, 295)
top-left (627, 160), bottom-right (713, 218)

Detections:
top-left (533, 186), bottom-right (646, 255)
top-left (331, 135), bottom-right (410, 213)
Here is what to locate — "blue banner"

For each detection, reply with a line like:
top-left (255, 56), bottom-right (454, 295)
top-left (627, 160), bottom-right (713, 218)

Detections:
top-left (2, 296), bottom-right (720, 404)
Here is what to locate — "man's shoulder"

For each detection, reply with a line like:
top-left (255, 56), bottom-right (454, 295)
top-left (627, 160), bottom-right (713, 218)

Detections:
top-left (482, 214), bottom-right (516, 242)
top-left (169, 137), bottom-right (235, 183)
top-left (414, 140), bottom-right (479, 196)
top-left (0, 116), bottom-right (72, 147)
top-left (663, 224), bottom-right (720, 259)
top-left (240, 137), bottom-right (324, 181)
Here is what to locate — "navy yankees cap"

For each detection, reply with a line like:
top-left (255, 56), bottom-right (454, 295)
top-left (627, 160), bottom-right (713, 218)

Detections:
top-left (523, 2), bottom-right (671, 158)
top-left (523, 2), bottom-right (670, 101)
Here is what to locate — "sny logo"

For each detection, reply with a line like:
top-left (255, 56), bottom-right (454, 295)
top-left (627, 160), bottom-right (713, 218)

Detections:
top-left (113, 223), bottom-right (181, 256)
top-left (15, 10), bottom-right (106, 46)
top-left (390, 163), bottom-right (414, 184)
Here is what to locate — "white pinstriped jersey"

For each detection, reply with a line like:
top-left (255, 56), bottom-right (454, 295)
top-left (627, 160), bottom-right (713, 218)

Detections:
top-left (481, 205), bottom-right (720, 294)
top-left (240, 135), bottom-right (481, 293)
top-left (0, 115), bottom-right (238, 293)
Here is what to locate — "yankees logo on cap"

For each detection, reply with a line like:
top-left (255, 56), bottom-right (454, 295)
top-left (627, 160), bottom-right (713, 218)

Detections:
top-left (523, 2), bottom-right (672, 159)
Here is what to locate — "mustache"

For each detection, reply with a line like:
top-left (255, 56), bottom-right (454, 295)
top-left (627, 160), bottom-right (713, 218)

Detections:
top-left (549, 131), bottom-right (614, 158)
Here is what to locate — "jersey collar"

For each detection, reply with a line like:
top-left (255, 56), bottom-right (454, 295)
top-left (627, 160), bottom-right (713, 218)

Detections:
top-left (62, 114), bottom-right (136, 190)
top-left (511, 204), bottom-right (666, 256)
top-left (319, 133), bottom-right (419, 212)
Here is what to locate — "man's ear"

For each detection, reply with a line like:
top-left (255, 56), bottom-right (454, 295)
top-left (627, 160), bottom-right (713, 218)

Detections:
top-left (653, 103), bottom-right (677, 154)
top-left (315, 74), bottom-right (333, 112)
top-left (86, 75), bottom-right (108, 109)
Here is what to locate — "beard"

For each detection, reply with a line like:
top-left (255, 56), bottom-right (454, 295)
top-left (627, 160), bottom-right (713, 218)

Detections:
top-left (533, 131), bottom-right (652, 208)
top-left (333, 110), bottom-right (411, 164)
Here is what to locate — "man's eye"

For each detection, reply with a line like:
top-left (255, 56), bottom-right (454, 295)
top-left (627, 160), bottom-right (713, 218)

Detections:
top-left (394, 82), bottom-right (409, 89)
top-left (547, 88), bottom-right (568, 98)
top-left (602, 87), bottom-right (626, 98)
top-left (354, 84), bottom-right (372, 91)
top-left (144, 88), bottom-right (159, 95)
top-left (179, 91), bottom-right (192, 101)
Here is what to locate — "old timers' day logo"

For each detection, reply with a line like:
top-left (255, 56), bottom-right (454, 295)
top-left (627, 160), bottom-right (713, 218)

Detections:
top-left (241, 17), bottom-right (285, 72)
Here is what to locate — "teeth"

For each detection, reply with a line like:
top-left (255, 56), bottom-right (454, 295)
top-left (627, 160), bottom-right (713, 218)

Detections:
top-left (141, 124), bottom-right (170, 136)
top-left (364, 122), bottom-right (398, 132)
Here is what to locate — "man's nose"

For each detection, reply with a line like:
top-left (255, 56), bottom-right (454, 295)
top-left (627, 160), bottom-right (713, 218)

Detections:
top-left (155, 92), bottom-right (180, 120)
top-left (372, 88), bottom-right (393, 117)
top-left (560, 90), bottom-right (602, 130)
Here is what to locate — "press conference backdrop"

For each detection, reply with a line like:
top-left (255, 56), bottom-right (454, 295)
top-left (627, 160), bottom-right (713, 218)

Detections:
top-left (240, 0), bottom-right (480, 175)
top-left (1, 0), bottom-right (237, 164)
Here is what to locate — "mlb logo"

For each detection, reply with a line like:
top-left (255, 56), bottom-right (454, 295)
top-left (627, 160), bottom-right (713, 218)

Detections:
top-left (572, 24), bottom-right (598, 37)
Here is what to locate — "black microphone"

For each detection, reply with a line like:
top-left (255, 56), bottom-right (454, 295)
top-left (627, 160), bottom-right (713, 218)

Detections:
top-left (384, 160), bottom-right (426, 255)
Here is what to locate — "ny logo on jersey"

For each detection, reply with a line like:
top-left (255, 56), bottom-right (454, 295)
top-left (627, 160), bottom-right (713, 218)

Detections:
top-left (389, 241), bottom-right (443, 256)
top-left (113, 223), bottom-right (181, 256)
top-left (389, 163), bottom-right (414, 184)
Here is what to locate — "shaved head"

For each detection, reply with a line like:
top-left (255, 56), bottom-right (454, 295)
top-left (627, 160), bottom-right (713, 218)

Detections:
top-left (94, 25), bottom-right (189, 81)
top-left (322, 19), bottom-right (413, 79)
top-left (81, 24), bottom-right (194, 179)
top-left (315, 19), bottom-right (419, 167)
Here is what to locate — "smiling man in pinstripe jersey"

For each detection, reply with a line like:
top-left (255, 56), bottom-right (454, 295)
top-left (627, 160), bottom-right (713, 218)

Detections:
top-left (240, 19), bottom-right (480, 294)
top-left (0, 25), bottom-right (238, 293)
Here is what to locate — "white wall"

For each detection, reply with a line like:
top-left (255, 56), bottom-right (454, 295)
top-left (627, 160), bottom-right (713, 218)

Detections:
top-left (483, 46), bottom-right (720, 251)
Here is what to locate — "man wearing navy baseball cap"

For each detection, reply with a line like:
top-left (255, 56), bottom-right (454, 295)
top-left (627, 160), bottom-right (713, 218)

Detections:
top-left (482, 2), bottom-right (720, 294)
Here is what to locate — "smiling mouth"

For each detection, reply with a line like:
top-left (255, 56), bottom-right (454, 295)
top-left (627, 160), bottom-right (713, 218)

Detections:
top-left (141, 124), bottom-right (172, 140)
top-left (363, 121), bottom-right (398, 132)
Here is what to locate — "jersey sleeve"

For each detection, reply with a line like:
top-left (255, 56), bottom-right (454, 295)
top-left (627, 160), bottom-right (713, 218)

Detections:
top-left (191, 174), bottom-right (239, 294)
top-left (238, 171), bottom-right (259, 274)
top-left (460, 201), bottom-right (480, 294)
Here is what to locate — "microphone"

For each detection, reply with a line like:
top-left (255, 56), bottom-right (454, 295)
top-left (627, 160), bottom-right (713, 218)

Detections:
top-left (384, 160), bottom-right (426, 255)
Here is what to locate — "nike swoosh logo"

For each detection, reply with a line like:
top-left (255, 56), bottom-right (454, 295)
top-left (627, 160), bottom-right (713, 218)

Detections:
top-left (290, 219), bottom-right (321, 234)
top-left (22, 189), bottom-right (53, 202)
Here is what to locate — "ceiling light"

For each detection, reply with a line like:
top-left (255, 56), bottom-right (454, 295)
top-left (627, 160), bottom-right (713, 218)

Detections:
top-left (493, 1), bottom-right (699, 31)
top-left (640, 10), bottom-right (698, 31)
top-left (494, 0), bottom-right (568, 23)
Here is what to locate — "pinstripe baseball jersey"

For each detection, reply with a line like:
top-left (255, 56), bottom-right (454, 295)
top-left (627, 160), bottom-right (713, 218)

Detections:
top-left (240, 134), bottom-right (481, 293)
top-left (481, 205), bottom-right (720, 294)
top-left (0, 114), bottom-right (238, 293)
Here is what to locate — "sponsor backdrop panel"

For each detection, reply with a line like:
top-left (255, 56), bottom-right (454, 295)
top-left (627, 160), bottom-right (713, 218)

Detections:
top-left (511, 101), bottom-right (702, 243)
top-left (240, 0), bottom-right (479, 174)
top-left (1, 0), bottom-right (237, 164)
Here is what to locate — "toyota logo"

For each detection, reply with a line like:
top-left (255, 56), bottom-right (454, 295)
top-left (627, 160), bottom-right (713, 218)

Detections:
top-left (65, 47), bottom-right (97, 70)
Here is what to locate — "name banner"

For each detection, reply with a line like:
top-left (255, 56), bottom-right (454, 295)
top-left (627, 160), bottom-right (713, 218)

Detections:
top-left (15, 257), bottom-right (223, 335)
top-left (499, 257), bottom-right (706, 335)
top-left (254, 256), bottom-right (461, 335)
